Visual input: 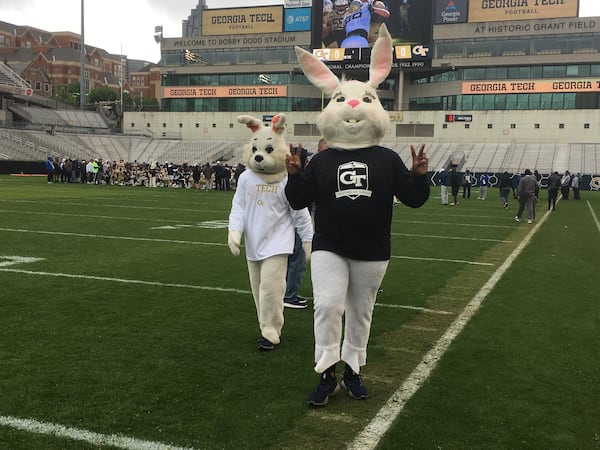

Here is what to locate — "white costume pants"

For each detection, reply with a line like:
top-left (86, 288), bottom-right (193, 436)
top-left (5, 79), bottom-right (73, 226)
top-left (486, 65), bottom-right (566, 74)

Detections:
top-left (311, 251), bottom-right (389, 374)
top-left (247, 255), bottom-right (287, 344)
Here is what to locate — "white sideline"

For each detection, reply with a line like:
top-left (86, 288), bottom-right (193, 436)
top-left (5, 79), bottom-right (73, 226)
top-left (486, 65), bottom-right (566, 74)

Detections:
top-left (0, 415), bottom-right (194, 450)
top-left (347, 211), bottom-right (550, 450)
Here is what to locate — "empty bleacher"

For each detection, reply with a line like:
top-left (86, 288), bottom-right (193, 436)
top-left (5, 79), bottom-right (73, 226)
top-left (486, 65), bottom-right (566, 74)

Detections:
top-left (7, 103), bottom-right (108, 130)
top-left (156, 140), bottom-right (245, 165)
top-left (0, 129), bottom-right (53, 160)
top-left (2, 125), bottom-right (599, 175)
top-left (135, 139), bottom-right (181, 164)
top-left (56, 110), bottom-right (108, 129)
top-left (396, 142), bottom-right (599, 175)
top-left (581, 143), bottom-right (599, 174)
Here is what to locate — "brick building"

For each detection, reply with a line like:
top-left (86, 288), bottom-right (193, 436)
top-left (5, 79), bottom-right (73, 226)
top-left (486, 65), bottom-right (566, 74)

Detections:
top-left (0, 20), bottom-right (159, 106)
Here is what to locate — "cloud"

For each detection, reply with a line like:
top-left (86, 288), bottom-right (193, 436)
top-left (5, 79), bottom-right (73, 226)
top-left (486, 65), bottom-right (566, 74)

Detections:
top-left (146, 0), bottom-right (198, 24)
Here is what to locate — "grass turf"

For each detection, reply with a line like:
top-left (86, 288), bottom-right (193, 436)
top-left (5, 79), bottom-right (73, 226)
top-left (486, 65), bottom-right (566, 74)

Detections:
top-left (0, 175), bottom-right (598, 449)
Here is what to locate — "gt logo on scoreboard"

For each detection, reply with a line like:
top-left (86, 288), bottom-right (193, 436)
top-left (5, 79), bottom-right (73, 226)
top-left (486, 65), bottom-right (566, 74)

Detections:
top-left (395, 44), bottom-right (431, 60)
top-left (313, 48), bottom-right (346, 62)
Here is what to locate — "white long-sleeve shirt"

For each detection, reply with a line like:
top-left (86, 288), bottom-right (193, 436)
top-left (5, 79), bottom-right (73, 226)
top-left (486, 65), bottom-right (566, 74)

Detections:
top-left (228, 170), bottom-right (313, 261)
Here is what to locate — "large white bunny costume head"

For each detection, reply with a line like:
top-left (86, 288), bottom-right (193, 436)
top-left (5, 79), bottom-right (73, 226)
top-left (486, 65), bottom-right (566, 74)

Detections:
top-left (295, 24), bottom-right (393, 150)
top-left (237, 113), bottom-right (289, 183)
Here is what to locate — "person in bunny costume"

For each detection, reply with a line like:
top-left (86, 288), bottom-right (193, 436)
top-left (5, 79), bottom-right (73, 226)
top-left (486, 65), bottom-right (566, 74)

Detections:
top-left (228, 113), bottom-right (313, 351)
top-left (285, 25), bottom-right (429, 406)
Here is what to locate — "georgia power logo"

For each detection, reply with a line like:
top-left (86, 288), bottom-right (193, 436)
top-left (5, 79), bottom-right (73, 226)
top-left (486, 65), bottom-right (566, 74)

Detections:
top-left (336, 161), bottom-right (372, 200)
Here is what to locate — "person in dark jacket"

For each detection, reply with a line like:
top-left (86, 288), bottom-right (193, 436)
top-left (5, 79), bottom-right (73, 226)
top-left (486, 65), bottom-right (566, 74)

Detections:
top-left (499, 171), bottom-right (512, 209)
top-left (450, 166), bottom-right (461, 206)
top-left (547, 171), bottom-right (561, 211)
top-left (192, 164), bottom-right (201, 190)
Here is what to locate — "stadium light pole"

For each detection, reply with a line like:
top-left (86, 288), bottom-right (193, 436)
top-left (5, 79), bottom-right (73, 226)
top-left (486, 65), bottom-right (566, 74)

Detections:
top-left (120, 45), bottom-right (123, 110)
top-left (80, 0), bottom-right (85, 110)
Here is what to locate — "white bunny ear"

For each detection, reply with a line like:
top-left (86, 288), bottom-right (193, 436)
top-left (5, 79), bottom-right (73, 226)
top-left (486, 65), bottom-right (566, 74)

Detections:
top-left (367, 23), bottom-right (393, 88)
top-left (271, 113), bottom-right (287, 135)
top-left (238, 115), bottom-right (263, 133)
top-left (295, 46), bottom-right (340, 96)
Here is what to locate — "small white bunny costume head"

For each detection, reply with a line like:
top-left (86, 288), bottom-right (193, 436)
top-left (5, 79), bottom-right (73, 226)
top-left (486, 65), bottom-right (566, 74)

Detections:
top-left (295, 24), bottom-right (393, 150)
top-left (237, 113), bottom-right (289, 183)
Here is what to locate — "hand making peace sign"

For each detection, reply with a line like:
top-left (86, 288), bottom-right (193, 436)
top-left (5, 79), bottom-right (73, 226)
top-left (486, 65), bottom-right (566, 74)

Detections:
top-left (411, 144), bottom-right (428, 176)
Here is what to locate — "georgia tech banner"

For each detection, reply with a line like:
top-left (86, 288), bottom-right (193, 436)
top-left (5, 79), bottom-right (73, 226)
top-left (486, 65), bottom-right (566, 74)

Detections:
top-left (164, 85), bottom-right (288, 99)
top-left (462, 79), bottom-right (600, 94)
top-left (469, 0), bottom-right (579, 23)
top-left (202, 7), bottom-right (283, 35)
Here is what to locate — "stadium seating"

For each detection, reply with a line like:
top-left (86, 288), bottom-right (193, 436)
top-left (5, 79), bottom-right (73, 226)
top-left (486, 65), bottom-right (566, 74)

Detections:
top-left (7, 103), bottom-right (108, 130)
top-left (1, 126), bottom-right (598, 175)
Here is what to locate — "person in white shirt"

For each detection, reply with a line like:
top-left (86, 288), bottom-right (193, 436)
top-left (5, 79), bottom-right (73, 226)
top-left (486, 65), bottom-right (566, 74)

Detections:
top-left (228, 114), bottom-right (313, 351)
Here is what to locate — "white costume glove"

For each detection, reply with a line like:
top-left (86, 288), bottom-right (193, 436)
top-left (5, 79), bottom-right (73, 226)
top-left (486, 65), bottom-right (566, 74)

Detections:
top-left (228, 230), bottom-right (242, 256)
top-left (302, 241), bottom-right (312, 263)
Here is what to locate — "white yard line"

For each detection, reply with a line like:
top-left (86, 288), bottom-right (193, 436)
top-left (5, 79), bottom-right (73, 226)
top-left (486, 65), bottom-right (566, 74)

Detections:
top-left (0, 228), bottom-right (490, 266)
top-left (0, 208), bottom-right (199, 224)
top-left (0, 415), bottom-right (194, 450)
top-left (0, 199), bottom-right (225, 213)
top-left (587, 200), bottom-right (600, 234)
top-left (391, 255), bottom-right (493, 266)
top-left (375, 303), bottom-right (453, 315)
top-left (0, 227), bottom-right (226, 247)
top-left (347, 212), bottom-right (549, 450)
top-left (399, 220), bottom-right (515, 229)
top-left (392, 232), bottom-right (512, 243)
top-left (0, 266), bottom-right (452, 315)
top-left (0, 267), bottom-right (252, 295)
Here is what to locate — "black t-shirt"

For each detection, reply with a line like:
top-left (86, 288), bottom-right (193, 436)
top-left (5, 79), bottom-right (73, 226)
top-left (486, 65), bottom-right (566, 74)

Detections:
top-left (285, 146), bottom-right (429, 261)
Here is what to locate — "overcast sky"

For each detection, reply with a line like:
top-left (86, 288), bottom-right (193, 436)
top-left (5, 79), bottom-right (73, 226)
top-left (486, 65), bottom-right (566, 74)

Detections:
top-left (1, 0), bottom-right (598, 62)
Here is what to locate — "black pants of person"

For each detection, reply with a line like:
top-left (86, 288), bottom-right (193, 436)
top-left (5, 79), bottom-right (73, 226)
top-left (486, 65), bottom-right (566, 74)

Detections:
top-left (462, 184), bottom-right (471, 198)
top-left (561, 185), bottom-right (570, 200)
top-left (548, 188), bottom-right (558, 210)
top-left (451, 186), bottom-right (460, 203)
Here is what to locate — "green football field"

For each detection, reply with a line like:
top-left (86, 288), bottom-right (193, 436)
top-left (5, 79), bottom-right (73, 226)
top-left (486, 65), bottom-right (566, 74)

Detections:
top-left (1, 175), bottom-right (598, 450)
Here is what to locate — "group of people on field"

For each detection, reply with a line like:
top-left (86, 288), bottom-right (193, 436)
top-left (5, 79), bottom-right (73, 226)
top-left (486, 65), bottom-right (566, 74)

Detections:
top-left (436, 166), bottom-right (582, 225)
top-left (44, 155), bottom-right (245, 190)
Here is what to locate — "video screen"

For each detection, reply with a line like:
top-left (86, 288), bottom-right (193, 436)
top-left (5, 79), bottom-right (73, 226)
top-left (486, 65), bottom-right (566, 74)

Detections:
top-left (312, 0), bottom-right (433, 71)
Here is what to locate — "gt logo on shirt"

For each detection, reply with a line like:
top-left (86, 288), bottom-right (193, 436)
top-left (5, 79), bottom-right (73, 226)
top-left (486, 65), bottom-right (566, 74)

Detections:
top-left (336, 161), bottom-right (372, 200)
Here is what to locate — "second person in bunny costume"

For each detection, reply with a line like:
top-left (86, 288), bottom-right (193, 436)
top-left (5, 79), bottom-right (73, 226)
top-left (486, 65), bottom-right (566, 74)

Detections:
top-left (285, 24), bottom-right (429, 406)
top-left (229, 114), bottom-right (313, 351)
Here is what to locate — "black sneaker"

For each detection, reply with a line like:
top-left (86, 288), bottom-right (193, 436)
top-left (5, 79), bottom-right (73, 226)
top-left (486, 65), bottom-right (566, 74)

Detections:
top-left (295, 295), bottom-right (308, 305)
top-left (284, 297), bottom-right (308, 309)
top-left (341, 365), bottom-right (369, 400)
top-left (308, 365), bottom-right (339, 407)
top-left (257, 336), bottom-right (275, 351)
